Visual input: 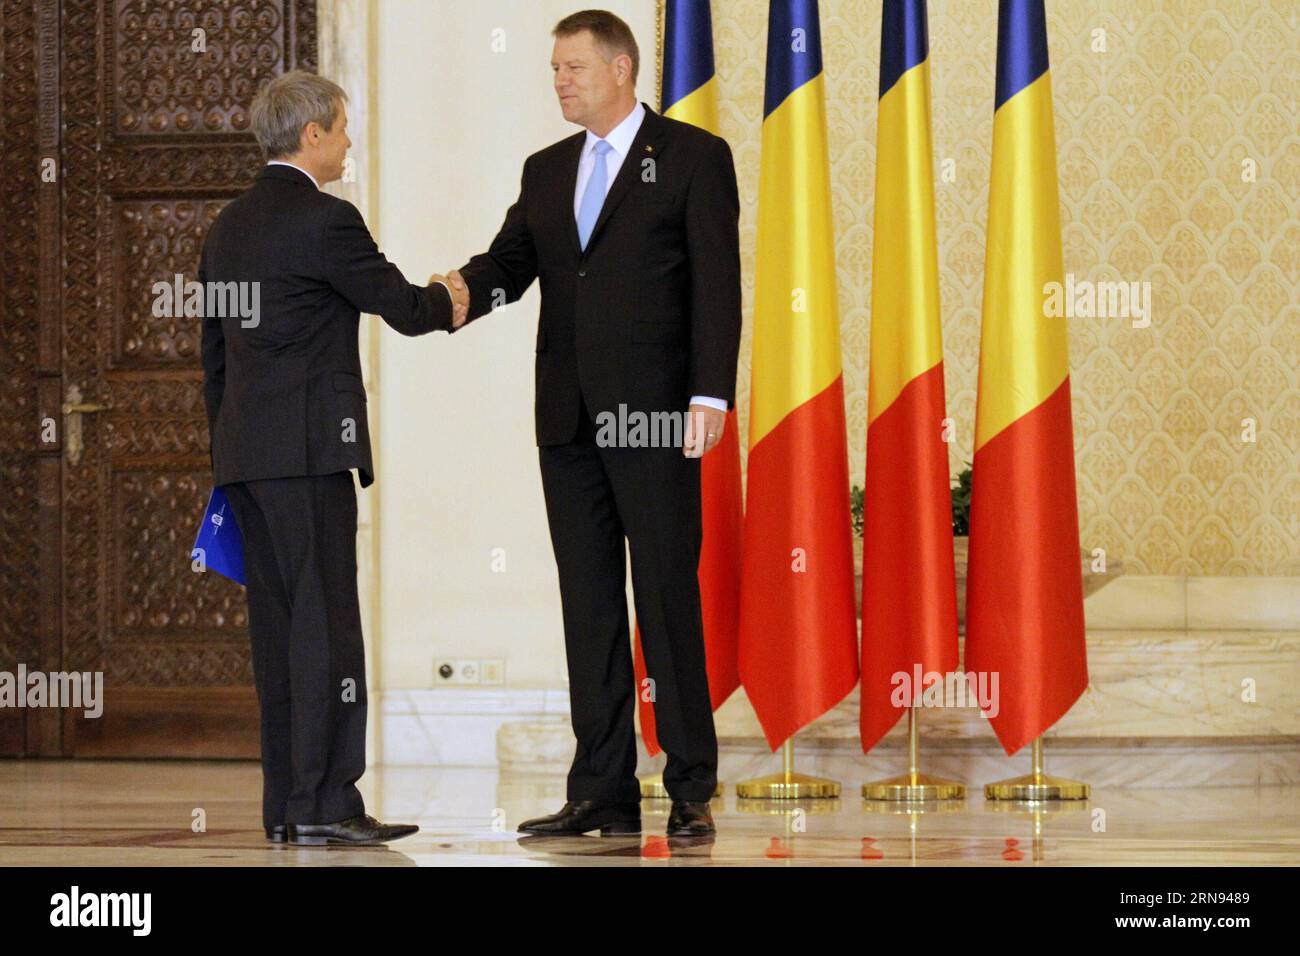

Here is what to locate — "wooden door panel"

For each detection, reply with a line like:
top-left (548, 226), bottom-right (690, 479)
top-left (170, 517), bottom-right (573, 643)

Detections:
top-left (0, 0), bottom-right (316, 757)
top-left (0, 0), bottom-right (46, 755)
top-left (66, 0), bottom-right (316, 756)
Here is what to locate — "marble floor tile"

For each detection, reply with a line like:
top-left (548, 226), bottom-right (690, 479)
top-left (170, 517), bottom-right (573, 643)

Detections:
top-left (0, 761), bottom-right (1295, 867)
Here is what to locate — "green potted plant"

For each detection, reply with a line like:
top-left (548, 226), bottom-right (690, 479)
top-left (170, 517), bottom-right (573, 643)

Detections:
top-left (950, 465), bottom-right (972, 536)
top-left (950, 464), bottom-right (971, 585)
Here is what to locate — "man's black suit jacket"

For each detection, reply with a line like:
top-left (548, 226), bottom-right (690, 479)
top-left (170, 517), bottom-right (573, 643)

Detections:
top-left (200, 164), bottom-right (453, 488)
top-left (456, 104), bottom-right (742, 445)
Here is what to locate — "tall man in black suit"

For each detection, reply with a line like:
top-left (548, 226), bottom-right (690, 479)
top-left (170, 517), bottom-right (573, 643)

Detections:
top-left (446, 10), bottom-right (742, 837)
top-left (200, 70), bottom-right (468, 846)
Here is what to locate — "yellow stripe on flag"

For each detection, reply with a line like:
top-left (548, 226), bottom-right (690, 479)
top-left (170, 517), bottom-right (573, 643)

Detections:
top-left (749, 74), bottom-right (842, 450)
top-left (663, 75), bottom-right (719, 135)
top-left (974, 71), bottom-right (1070, 451)
top-left (868, 61), bottom-right (944, 424)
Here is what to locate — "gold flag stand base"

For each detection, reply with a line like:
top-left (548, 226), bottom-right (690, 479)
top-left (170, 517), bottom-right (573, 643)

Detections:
top-left (736, 771), bottom-right (840, 800)
top-left (862, 772), bottom-right (965, 802)
top-left (638, 773), bottom-right (724, 800)
top-left (984, 737), bottom-right (1089, 801)
top-left (735, 739), bottom-right (839, 799)
top-left (862, 707), bottom-right (966, 801)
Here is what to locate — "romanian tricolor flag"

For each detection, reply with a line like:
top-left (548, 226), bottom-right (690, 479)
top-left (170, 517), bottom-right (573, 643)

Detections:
top-left (966, 0), bottom-right (1088, 756)
top-left (738, 0), bottom-right (859, 750)
top-left (859, 0), bottom-right (958, 753)
top-left (633, 0), bottom-right (743, 756)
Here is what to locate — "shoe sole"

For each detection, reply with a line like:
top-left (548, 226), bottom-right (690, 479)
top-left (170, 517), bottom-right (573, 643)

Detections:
top-left (287, 831), bottom-right (417, 846)
top-left (517, 820), bottom-right (642, 836)
top-left (288, 834), bottom-right (396, 846)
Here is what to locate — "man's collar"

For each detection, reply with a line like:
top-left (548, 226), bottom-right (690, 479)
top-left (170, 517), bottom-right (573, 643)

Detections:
top-left (265, 160), bottom-right (320, 189)
top-left (584, 101), bottom-right (646, 158)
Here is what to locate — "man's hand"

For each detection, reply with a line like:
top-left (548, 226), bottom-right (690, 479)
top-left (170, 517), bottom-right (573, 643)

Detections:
top-left (683, 404), bottom-right (725, 458)
top-left (430, 271), bottom-right (469, 328)
top-left (448, 270), bottom-right (470, 328)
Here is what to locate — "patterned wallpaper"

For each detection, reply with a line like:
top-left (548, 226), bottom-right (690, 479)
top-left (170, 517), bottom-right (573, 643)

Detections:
top-left (701, 0), bottom-right (1299, 575)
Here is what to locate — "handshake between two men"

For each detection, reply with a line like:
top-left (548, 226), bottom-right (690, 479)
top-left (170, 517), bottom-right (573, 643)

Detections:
top-left (201, 9), bottom-right (742, 845)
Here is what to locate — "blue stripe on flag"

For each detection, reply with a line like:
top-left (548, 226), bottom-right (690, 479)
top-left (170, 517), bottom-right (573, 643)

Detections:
top-left (662, 0), bottom-right (716, 112)
top-left (763, 0), bottom-right (824, 119)
top-left (994, 0), bottom-right (1050, 110)
top-left (878, 0), bottom-right (929, 100)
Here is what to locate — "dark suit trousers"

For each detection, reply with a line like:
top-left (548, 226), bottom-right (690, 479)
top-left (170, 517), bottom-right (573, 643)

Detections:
top-left (539, 402), bottom-right (719, 803)
top-left (223, 472), bottom-right (367, 827)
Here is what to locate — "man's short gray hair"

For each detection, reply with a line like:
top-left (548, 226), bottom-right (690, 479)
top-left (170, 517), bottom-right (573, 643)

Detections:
top-left (250, 70), bottom-right (347, 160)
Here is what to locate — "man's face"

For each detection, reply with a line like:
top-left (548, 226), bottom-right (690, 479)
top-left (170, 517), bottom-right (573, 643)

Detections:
top-left (311, 101), bottom-right (351, 184)
top-left (552, 31), bottom-right (627, 129)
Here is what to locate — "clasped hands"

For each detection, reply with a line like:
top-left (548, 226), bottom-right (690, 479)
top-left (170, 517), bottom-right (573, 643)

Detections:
top-left (428, 269), bottom-right (470, 328)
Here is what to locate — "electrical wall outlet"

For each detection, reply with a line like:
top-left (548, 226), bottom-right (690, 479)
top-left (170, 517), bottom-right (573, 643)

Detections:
top-left (480, 658), bottom-right (505, 685)
top-left (435, 658), bottom-right (504, 686)
top-left (435, 659), bottom-right (471, 685)
top-left (456, 659), bottom-right (480, 684)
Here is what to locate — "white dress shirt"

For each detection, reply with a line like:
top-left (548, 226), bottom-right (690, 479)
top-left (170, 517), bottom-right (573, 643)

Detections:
top-left (265, 160), bottom-right (453, 306)
top-left (267, 159), bottom-right (320, 189)
top-left (573, 104), bottom-right (727, 414)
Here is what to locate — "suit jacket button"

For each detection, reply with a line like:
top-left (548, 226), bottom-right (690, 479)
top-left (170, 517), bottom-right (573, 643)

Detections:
top-left (578, 269), bottom-right (587, 277)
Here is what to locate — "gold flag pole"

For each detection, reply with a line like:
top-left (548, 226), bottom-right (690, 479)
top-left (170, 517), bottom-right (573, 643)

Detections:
top-left (862, 706), bottom-right (965, 801)
top-left (736, 737), bottom-right (839, 799)
top-left (984, 735), bottom-right (1089, 801)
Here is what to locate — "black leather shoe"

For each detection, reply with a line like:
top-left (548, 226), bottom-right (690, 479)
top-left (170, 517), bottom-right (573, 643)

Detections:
top-left (667, 800), bottom-right (715, 836)
top-left (517, 800), bottom-right (641, 836)
top-left (287, 814), bottom-right (419, 846)
top-left (265, 825), bottom-right (287, 843)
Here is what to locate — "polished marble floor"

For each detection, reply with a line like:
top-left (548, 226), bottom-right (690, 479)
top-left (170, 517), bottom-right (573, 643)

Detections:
top-left (0, 760), bottom-right (1296, 866)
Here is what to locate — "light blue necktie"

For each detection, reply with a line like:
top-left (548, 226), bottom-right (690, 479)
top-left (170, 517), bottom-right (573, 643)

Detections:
top-left (577, 140), bottom-right (614, 251)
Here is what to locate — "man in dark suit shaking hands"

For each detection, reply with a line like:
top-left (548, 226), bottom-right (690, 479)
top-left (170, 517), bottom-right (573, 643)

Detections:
top-left (447, 10), bottom-right (742, 837)
top-left (200, 70), bottom-right (467, 846)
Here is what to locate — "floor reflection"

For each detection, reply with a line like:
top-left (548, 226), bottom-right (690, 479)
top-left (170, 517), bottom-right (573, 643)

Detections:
top-left (0, 761), bottom-right (1295, 866)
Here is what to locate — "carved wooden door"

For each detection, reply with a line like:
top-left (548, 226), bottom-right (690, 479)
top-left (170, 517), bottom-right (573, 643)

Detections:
top-left (0, 0), bottom-right (316, 756)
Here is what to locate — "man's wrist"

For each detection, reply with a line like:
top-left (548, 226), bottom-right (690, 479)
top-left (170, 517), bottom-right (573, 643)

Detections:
top-left (689, 395), bottom-right (728, 411)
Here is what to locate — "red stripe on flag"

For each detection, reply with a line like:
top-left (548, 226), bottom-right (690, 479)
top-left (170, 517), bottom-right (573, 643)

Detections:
top-left (860, 362), bottom-right (959, 752)
top-left (966, 376), bottom-right (1088, 756)
top-left (739, 377), bottom-right (859, 750)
